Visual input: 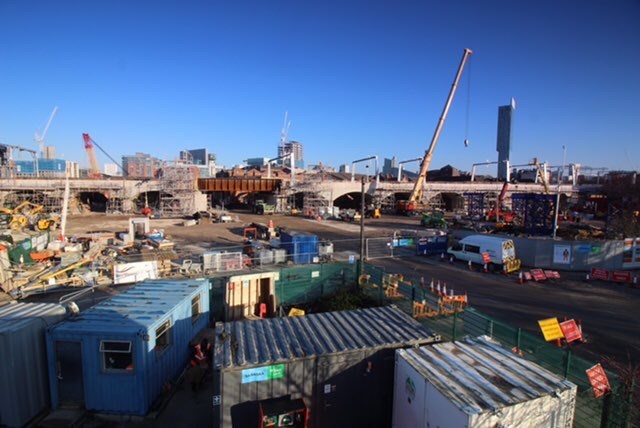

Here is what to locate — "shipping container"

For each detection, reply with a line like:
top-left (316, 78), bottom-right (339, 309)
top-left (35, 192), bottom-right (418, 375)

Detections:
top-left (416, 231), bottom-right (449, 256)
top-left (213, 305), bottom-right (440, 428)
top-left (0, 302), bottom-right (67, 428)
top-left (46, 278), bottom-right (210, 416)
top-left (392, 335), bottom-right (577, 428)
top-left (279, 230), bottom-right (319, 264)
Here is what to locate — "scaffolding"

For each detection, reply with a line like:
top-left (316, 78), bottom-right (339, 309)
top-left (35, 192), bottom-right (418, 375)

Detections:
top-left (159, 162), bottom-right (198, 217)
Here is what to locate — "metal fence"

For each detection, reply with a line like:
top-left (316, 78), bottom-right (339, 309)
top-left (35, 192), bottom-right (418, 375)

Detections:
top-left (208, 262), bottom-right (358, 320)
top-left (359, 262), bottom-right (638, 428)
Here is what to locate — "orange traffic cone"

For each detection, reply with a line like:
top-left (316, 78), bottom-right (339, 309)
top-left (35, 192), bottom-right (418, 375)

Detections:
top-left (518, 272), bottom-right (524, 285)
top-left (442, 283), bottom-right (447, 296)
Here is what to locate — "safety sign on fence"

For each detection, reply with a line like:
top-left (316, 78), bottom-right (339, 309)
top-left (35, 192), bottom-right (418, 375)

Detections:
top-left (538, 317), bottom-right (564, 341)
top-left (586, 363), bottom-right (611, 398)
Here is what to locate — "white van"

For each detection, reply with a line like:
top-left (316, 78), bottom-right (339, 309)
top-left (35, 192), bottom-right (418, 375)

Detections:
top-left (447, 235), bottom-right (521, 273)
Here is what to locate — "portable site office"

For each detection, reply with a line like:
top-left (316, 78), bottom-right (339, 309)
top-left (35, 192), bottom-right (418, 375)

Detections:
top-left (213, 305), bottom-right (440, 428)
top-left (0, 302), bottom-right (67, 428)
top-left (46, 278), bottom-right (210, 416)
top-left (392, 336), bottom-right (577, 428)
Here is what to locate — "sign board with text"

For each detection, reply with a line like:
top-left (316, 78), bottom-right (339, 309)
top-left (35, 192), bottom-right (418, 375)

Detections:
top-left (538, 317), bottom-right (564, 341)
top-left (559, 319), bottom-right (582, 343)
top-left (586, 364), bottom-right (611, 398)
top-left (590, 268), bottom-right (609, 281)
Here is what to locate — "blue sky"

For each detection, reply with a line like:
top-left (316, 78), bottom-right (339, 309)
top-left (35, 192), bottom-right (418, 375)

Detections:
top-left (1, 0), bottom-right (639, 174)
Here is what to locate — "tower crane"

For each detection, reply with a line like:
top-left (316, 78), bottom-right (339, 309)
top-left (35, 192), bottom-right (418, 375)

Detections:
top-left (396, 48), bottom-right (473, 215)
top-left (34, 106), bottom-right (59, 158)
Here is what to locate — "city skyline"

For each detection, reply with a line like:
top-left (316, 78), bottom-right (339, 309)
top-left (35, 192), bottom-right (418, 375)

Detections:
top-left (1, 1), bottom-right (639, 173)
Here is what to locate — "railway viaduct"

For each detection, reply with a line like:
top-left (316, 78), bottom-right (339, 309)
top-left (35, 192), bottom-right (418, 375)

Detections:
top-left (0, 176), bottom-right (582, 216)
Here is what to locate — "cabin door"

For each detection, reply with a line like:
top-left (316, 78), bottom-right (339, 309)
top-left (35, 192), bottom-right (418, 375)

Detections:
top-left (55, 341), bottom-right (85, 406)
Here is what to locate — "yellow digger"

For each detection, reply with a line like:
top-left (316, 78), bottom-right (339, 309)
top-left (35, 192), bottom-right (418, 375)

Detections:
top-left (0, 201), bottom-right (58, 230)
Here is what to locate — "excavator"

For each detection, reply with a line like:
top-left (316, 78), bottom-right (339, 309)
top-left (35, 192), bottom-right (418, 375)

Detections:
top-left (396, 48), bottom-right (473, 215)
top-left (0, 201), bottom-right (60, 231)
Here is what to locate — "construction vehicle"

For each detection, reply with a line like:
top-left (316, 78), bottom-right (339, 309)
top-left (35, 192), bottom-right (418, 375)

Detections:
top-left (36, 215), bottom-right (61, 231)
top-left (396, 48), bottom-right (473, 215)
top-left (83, 133), bottom-right (126, 178)
top-left (533, 158), bottom-right (550, 194)
top-left (365, 206), bottom-right (381, 219)
top-left (34, 106), bottom-right (59, 158)
top-left (485, 182), bottom-right (516, 223)
top-left (254, 200), bottom-right (276, 215)
top-left (0, 201), bottom-right (45, 230)
top-left (420, 211), bottom-right (448, 229)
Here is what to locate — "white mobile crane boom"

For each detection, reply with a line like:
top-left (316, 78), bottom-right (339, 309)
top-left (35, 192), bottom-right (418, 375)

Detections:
top-left (397, 48), bottom-right (473, 214)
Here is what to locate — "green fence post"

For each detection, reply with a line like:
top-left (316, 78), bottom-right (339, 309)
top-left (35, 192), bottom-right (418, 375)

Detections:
top-left (488, 320), bottom-right (494, 337)
top-left (516, 328), bottom-right (522, 352)
top-left (452, 310), bottom-right (458, 342)
top-left (600, 392), bottom-right (612, 428)
top-left (564, 350), bottom-right (572, 379)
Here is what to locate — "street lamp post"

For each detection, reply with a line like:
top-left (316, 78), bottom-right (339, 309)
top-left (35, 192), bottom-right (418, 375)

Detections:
top-left (552, 145), bottom-right (567, 239)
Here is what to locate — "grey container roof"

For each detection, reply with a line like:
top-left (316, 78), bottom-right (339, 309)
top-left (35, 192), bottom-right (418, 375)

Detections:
top-left (398, 335), bottom-right (577, 415)
top-left (0, 302), bottom-right (67, 333)
top-left (49, 279), bottom-right (208, 334)
top-left (215, 305), bottom-right (439, 369)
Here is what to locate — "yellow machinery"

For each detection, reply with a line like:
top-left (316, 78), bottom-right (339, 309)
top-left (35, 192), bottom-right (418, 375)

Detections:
top-left (0, 201), bottom-right (60, 231)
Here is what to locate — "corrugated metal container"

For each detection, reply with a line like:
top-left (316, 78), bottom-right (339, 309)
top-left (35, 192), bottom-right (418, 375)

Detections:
top-left (392, 335), bottom-right (577, 428)
top-left (46, 279), bottom-right (210, 416)
top-left (279, 230), bottom-right (319, 264)
top-left (0, 302), bottom-right (67, 428)
top-left (213, 305), bottom-right (440, 428)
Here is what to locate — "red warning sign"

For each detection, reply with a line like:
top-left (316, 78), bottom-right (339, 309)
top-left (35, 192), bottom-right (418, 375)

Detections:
top-left (530, 269), bottom-right (547, 281)
top-left (590, 268), bottom-right (609, 281)
top-left (586, 363), bottom-right (611, 398)
top-left (610, 271), bottom-right (632, 283)
top-left (559, 319), bottom-right (582, 343)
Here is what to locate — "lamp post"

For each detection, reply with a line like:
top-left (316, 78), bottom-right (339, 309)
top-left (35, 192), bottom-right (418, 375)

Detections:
top-left (357, 177), bottom-right (366, 279)
top-left (552, 145), bottom-right (567, 239)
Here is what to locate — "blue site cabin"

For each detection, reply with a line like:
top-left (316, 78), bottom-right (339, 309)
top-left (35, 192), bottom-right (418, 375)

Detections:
top-left (0, 302), bottom-right (67, 428)
top-left (45, 278), bottom-right (210, 416)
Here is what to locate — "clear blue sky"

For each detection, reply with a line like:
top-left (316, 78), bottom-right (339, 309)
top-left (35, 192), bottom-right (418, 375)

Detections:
top-left (1, 0), bottom-right (639, 174)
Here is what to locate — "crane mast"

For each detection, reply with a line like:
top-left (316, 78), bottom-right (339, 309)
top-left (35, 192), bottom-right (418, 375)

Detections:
top-left (398, 48), bottom-right (473, 214)
top-left (83, 133), bottom-right (102, 178)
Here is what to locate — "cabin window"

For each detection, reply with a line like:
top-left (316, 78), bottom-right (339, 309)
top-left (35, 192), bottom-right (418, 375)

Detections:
top-left (464, 244), bottom-right (480, 254)
top-left (155, 319), bottom-right (172, 353)
top-left (100, 340), bottom-right (133, 372)
top-left (451, 243), bottom-right (463, 251)
top-left (191, 294), bottom-right (201, 323)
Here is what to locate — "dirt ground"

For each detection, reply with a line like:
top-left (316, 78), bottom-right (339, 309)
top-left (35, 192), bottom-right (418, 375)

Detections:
top-left (61, 211), bottom-right (640, 364)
